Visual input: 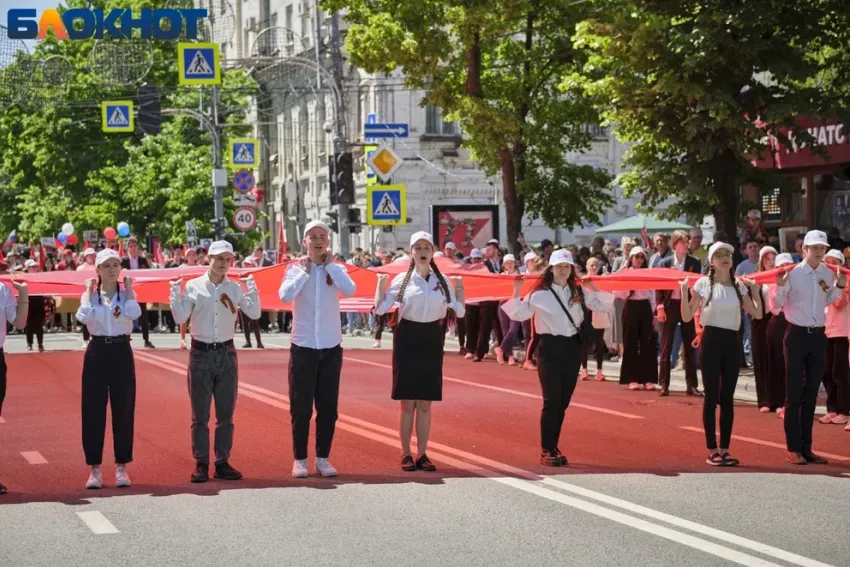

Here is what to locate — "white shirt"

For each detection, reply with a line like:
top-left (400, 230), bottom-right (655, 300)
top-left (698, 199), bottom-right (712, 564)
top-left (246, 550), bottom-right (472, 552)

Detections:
top-left (826, 292), bottom-right (849, 338)
top-left (671, 253), bottom-right (686, 300)
top-left (771, 262), bottom-right (843, 327)
top-left (502, 285), bottom-right (614, 337)
top-left (693, 276), bottom-right (747, 331)
top-left (614, 288), bottom-right (656, 311)
top-left (128, 255), bottom-right (140, 270)
top-left (170, 272), bottom-right (262, 343)
top-left (376, 270), bottom-right (465, 322)
top-left (765, 284), bottom-right (783, 316)
top-left (0, 284), bottom-right (18, 347)
top-left (76, 263), bottom-right (96, 271)
top-left (76, 290), bottom-right (142, 336)
top-left (279, 262), bottom-right (356, 349)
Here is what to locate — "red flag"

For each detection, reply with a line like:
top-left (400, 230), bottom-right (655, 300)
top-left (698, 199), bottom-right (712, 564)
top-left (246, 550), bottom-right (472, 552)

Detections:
top-left (277, 215), bottom-right (286, 262)
top-left (152, 238), bottom-right (165, 266)
top-left (118, 239), bottom-right (124, 257)
top-left (38, 243), bottom-right (46, 270)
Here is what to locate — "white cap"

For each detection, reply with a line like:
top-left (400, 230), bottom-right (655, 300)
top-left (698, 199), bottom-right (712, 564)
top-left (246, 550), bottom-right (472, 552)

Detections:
top-left (629, 246), bottom-right (647, 258)
top-left (708, 242), bottom-right (734, 262)
top-left (24, 259), bottom-right (37, 268)
top-left (747, 209), bottom-right (761, 220)
top-left (95, 249), bottom-right (121, 267)
top-left (303, 220), bottom-right (330, 239)
top-left (208, 240), bottom-right (234, 257)
top-left (523, 252), bottom-right (538, 263)
top-left (487, 239), bottom-right (500, 247)
top-left (444, 242), bottom-right (457, 249)
top-left (409, 231), bottom-right (434, 248)
top-left (243, 256), bottom-right (257, 265)
top-left (84, 248), bottom-right (96, 256)
top-left (470, 249), bottom-right (483, 259)
top-left (775, 253), bottom-right (794, 267)
top-left (758, 246), bottom-right (778, 260)
top-left (549, 249), bottom-right (576, 266)
top-left (502, 254), bottom-right (516, 263)
top-left (826, 249), bottom-right (845, 262)
top-left (434, 251), bottom-right (445, 257)
top-left (803, 230), bottom-right (828, 247)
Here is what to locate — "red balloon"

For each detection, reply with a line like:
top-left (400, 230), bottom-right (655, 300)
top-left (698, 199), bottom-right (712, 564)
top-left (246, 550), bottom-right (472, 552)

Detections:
top-left (104, 227), bottom-right (116, 240)
top-left (66, 234), bottom-right (78, 245)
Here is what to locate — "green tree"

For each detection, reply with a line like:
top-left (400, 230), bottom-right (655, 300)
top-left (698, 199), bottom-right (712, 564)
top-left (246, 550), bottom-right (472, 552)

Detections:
top-left (571, 0), bottom-right (850, 234)
top-left (323, 0), bottom-right (613, 252)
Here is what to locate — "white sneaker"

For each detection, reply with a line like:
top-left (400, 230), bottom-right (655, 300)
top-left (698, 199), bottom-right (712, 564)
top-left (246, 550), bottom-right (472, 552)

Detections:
top-left (86, 468), bottom-right (103, 489)
top-left (372, 340), bottom-right (381, 348)
top-left (115, 465), bottom-right (131, 488)
top-left (292, 459), bottom-right (309, 478)
top-left (315, 457), bottom-right (338, 477)
top-left (845, 421), bottom-right (850, 431)
top-left (832, 414), bottom-right (849, 425)
top-left (819, 412), bottom-right (837, 424)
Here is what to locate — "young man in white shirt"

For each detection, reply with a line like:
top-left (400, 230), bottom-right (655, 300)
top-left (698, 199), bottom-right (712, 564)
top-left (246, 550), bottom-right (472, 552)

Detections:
top-left (0, 276), bottom-right (29, 494)
top-left (772, 230), bottom-right (846, 465)
top-left (170, 241), bottom-right (262, 483)
top-left (279, 221), bottom-right (356, 478)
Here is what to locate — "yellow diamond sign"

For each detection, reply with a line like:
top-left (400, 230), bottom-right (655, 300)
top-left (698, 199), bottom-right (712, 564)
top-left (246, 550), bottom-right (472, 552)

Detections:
top-left (366, 143), bottom-right (403, 182)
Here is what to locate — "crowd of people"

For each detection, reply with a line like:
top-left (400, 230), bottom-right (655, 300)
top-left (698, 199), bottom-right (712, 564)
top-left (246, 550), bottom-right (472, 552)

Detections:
top-left (0, 211), bottom-right (848, 494)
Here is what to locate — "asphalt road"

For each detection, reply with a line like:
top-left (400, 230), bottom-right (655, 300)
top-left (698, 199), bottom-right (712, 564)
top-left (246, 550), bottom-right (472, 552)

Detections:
top-left (0, 331), bottom-right (848, 567)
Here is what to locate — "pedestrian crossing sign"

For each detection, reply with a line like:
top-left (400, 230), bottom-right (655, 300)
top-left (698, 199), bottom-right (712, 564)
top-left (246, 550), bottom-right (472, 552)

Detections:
top-left (367, 185), bottom-right (406, 226)
top-left (229, 138), bottom-right (259, 169)
top-left (101, 101), bottom-right (134, 132)
top-left (178, 42), bottom-right (221, 85)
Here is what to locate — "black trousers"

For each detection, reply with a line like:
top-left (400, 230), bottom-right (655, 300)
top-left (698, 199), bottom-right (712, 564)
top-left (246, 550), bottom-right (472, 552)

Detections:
top-left (751, 313), bottom-right (772, 408)
top-left (620, 300), bottom-right (657, 384)
top-left (240, 311), bottom-right (262, 346)
top-left (0, 349), bottom-right (6, 417)
top-left (824, 337), bottom-right (850, 415)
top-left (766, 312), bottom-right (788, 410)
top-left (581, 328), bottom-right (605, 371)
top-left (138, 303), bottom-right (150, 342)
top-left (374, 314), bottom-right (386, 341)
top-left (465, 305), bottom-right (481, 354)
top-left (537, 334), bottom-right (581, 451)
top-left (476, 302), bottom-right (504, 359)
top-left (81, 339), bottom-right (136, 465)
top-left (658, 299), bottom-right (698, 390)
top-left (456, 316), bottom-right (467, 349)
top-left (699, 326), bottom-right (740, 450)
top-left (783, 324), bottom-right (827, 454)
top-left (26, 296), bottom-right (45, 348)
top-left (288, 344), bottom-right (342, 460)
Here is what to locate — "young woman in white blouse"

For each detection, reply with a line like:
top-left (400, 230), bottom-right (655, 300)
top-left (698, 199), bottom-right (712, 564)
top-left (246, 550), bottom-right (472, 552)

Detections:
top-left (819, 249), bottom-right (849, 426)
top-left (681, 242), bottom-right (762, 466)
top-left (765, 253), bottom-right (795, 419)
top-left (502, 249), bottom-right (614, 466)
top-left (75, 249), bottom-right (141, 489)
top-left (375, 231), bottom-right (464, 472)
top-left (613, 247), bottom-right (658, 390)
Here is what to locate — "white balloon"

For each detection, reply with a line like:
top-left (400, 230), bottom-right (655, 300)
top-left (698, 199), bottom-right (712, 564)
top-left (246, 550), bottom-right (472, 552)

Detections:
top-left (62, 223), bottom-right (75, 235)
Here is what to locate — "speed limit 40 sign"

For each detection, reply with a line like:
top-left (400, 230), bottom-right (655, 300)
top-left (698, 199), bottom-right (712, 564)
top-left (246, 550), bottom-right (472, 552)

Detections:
top-left (232, 207), bottom-right (257, 232)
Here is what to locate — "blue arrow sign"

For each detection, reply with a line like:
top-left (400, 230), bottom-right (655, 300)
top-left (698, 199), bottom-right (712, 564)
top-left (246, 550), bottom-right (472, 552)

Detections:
top-left (363, 123), bottom-right (409, 139)
top-left (366, 112), bottom-right (377, 143)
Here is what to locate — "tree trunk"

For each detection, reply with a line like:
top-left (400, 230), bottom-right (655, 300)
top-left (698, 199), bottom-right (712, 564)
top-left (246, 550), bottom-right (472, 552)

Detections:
top-left (710, 149), bottom-right (741, 243)
top-left (465, 32), bottom-right (482, 98)
top-left (499, 148), bottom-right (522, 254)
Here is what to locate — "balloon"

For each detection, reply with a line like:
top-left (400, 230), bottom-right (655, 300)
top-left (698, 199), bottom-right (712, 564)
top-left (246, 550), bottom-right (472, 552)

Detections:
top-left (104, 227), bottom-right (116, 240)
top-left (117, 222), bottom-right (130, 237)
top-left (66, 234), bottom-right (78, 245)
top-left (62, 222), bottom-right (74, 235)
top-left (57, 232), bottom-right (67, 244)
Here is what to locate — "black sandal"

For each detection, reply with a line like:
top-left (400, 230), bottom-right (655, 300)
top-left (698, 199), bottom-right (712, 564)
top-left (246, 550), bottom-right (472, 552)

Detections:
top-left (721, 453), bottom-right (740, 467)
top-left (706, 452), bottom-right (724, 466)
top-left (415, 454), bottom-right (436, 471)
top-left (400, 455), bottom-right (416, 472)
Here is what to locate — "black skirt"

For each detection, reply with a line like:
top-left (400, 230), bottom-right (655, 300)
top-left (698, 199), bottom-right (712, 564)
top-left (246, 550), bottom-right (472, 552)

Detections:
top-left (392, 318), bottom-right (444, 401)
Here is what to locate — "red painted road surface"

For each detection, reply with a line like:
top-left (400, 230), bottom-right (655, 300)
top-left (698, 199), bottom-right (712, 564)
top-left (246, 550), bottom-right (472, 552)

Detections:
top-left (1, 348), bottom-right (849, 504)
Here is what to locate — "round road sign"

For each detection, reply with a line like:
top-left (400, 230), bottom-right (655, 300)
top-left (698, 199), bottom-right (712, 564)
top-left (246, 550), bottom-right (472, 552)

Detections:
top-left (232, 207), bottom-right (257, 232)
top-left (232, 170), bottom-right (255, 194)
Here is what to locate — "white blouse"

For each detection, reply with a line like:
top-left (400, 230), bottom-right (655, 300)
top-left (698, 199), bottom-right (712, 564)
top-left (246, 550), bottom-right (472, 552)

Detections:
top-left (376, 270), bottom-right (464, 323)
top-left (693, 276), bottom-right (747, 331)
top-left (76, 290), bottom-right (142, 337)
top-left (502, 285), bottom-right (614, 338)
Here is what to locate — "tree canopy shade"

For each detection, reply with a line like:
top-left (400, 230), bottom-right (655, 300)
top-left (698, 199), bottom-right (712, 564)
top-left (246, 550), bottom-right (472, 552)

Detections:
top-left (323, 0), bottom-right (614, 253)
top-left (569, 0), bottom-right (850, 235)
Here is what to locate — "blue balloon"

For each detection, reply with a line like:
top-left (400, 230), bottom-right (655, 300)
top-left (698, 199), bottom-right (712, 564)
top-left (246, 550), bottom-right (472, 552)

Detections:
top-left (117, 222), bottom-right (130, 237)
top-left (57, 232), bottom-right (67, 243)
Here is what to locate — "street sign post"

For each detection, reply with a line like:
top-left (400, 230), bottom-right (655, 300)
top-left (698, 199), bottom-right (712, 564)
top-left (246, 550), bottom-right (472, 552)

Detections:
top-left (101, 101), bottom-right (134, 133)
top-left (363, 123), bottom-right (409, 139)
top-left (366, 185), bottom-right (406, 226)
top-left (178, 43), bottom-right (220, 85)
top-left (229, 138), bottom-right (259, 169)
top-left (232, 207), bottom-right (257, 231)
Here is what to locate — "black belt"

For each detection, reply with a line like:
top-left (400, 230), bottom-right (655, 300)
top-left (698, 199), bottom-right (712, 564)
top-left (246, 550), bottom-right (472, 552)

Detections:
top-left (790, 324), bottom-right (825, 334)
top-left (191, 339), bottom-right (234, 351)
top-left (90, 335), bottom-right (130, 344)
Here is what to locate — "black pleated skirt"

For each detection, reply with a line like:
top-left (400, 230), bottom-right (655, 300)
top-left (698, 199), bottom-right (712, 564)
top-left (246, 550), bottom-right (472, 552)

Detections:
top-left (392, 318), bottom-right (444, 401)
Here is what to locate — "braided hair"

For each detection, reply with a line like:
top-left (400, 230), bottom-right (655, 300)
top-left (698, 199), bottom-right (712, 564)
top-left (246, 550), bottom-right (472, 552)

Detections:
top-left (95, 275), bottom-right (120, 307)
top-left (388, 259), bottom-right (453, 327)
top-left (704, 266), bottom-right (743, 308)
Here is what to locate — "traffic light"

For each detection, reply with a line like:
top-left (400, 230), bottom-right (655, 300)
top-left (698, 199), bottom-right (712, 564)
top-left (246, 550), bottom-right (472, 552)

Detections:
top-left (326, 211), bottom-right (339, 233)
top-left (334, 152), bottom-right (354, 205)
top-left (348, 208), bottom-right (361, 233)
top-left (328, 155), bottom-right (337, 206)
top-left (138, 84), bottom-right (161, 135)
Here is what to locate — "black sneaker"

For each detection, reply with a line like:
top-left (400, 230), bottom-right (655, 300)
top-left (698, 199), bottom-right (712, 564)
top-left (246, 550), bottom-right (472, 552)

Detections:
top-left (0, 481), bottom-right (7, 494)
top-left (552, 448), bottom-right (569, 466)
top-left (415, 454), bottom-right (436, 472)
top-left (540, 450), bottom-right (562, 467)
top-left (401, 455), bottom-right (416, 472)
top-left (706, 452), bottom-right (724, 466)
top-left (214, 461), bottom-right (243, 480)
top-left (191, 463), bottom-right (209, 483)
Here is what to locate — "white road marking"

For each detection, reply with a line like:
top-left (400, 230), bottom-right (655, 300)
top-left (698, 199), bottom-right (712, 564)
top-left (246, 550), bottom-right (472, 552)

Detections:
top-left (679, 426), bottom-right (850, 461)
top-left (20, 451), bottom-right (48, 465)
top-left (0, 416), bottom-right (6, 424)
top-left (76, 511), bottom-right (119, 535)
top-left (134, 351), bottom-right (835, 567)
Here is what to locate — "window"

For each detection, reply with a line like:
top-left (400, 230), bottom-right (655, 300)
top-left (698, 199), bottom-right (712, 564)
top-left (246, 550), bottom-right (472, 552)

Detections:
top-left (425, 105), bottom-right (457, 136)
top-left (581, 124), bottom-right (608, 139)
top-left (270, 12), bottom-right (278, 28)
top-left (815, 169), bottom-right (850, 239)
top-left (285, 5), bottom-right (293, 33)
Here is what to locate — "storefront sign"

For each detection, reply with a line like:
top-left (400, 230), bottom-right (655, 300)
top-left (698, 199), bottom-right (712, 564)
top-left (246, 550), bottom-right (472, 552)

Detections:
top-left (755, 116), bottom-right (850, 170)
